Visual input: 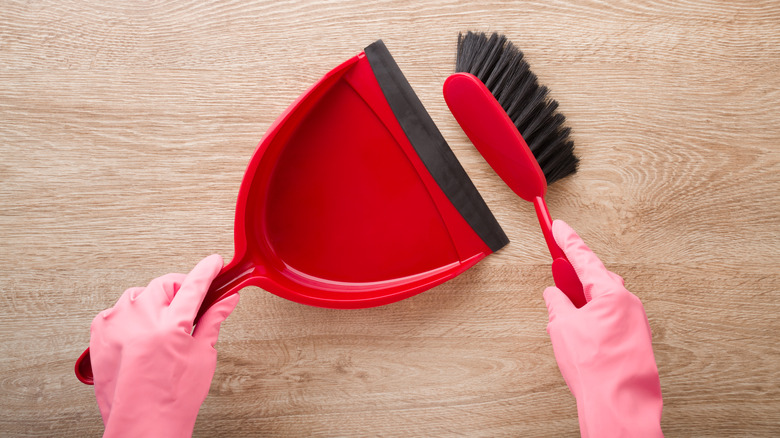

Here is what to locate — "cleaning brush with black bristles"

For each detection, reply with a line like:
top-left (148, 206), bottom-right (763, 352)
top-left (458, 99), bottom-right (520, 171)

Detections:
top-left (443, 31), bottom-right (587, 307)
top-left (455, 31), bottom-right (578, 184)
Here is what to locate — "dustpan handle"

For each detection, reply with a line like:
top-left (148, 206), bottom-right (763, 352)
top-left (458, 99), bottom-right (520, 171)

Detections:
top-left (74, 260), bottom-right (254, 385)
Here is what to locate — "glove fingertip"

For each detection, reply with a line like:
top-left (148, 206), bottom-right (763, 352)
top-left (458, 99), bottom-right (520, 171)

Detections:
top-left (204, 253), bottom-right (224, 271)
top-left (192, 254), bottom-right (224, 285)
top-left (215, 293), bottom-right (240, 314)
top-left (551, 220), bottom-right (575, 248)
top-left (193, 293), bottom-right (239, 345)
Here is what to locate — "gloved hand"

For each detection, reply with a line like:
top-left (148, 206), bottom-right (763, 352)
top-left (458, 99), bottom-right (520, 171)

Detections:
top-left (90, 254), bottom-right (240, 438)
top-left (544, 220), bottom-right (663, 438)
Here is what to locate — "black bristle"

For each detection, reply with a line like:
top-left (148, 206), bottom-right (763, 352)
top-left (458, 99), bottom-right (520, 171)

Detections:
top-left (455, 32), bottom-right (578, 185)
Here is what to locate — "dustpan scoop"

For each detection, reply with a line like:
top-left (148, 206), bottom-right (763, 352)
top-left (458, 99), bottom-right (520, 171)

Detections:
top-left (76, 41), bottom-right (508, 384)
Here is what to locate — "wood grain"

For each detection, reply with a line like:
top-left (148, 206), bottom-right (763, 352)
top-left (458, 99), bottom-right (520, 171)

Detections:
top-left (1, 0), bottom-right (778, 436)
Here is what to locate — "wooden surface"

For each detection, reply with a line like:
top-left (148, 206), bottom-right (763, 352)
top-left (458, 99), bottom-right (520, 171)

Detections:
top-left (1, 1), bottom-right (779, 436)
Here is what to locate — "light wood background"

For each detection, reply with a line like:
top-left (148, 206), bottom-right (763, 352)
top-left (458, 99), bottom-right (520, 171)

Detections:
top-left (1, 1), bottom-right (778, 436)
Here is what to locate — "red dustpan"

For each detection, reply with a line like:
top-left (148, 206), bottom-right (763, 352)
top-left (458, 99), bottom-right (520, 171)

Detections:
top-left (76, 41), bottom-right (507, 384)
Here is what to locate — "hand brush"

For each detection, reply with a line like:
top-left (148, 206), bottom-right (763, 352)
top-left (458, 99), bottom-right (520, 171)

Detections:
top-left (443, 31), bottom-right (587, 307)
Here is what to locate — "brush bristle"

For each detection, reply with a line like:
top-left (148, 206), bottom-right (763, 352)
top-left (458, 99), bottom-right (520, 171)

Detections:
top-left (456, 31), bottom-right (578, 185)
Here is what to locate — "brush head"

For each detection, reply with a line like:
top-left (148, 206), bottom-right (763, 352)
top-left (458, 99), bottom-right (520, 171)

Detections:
top-left (455, 31), bottom-right (578, 185)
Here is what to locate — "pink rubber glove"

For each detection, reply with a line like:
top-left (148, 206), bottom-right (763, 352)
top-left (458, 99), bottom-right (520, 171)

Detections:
top-left (544, 220), bottom-right (663, 437)
top-left (90, 254), bottom-right (240, 438)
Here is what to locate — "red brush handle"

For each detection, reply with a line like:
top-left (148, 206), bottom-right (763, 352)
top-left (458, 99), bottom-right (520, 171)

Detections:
top-left (533, 197), bottom-right (587, 308)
